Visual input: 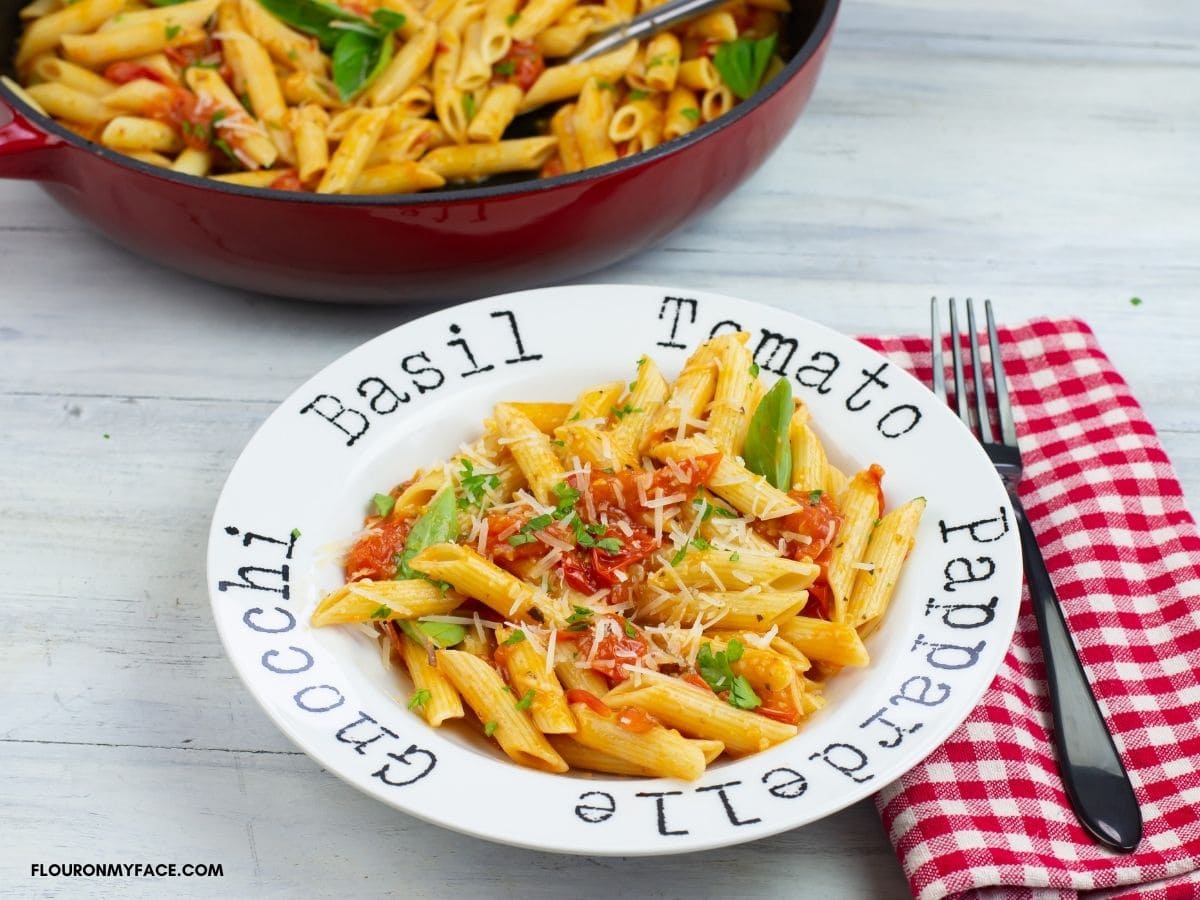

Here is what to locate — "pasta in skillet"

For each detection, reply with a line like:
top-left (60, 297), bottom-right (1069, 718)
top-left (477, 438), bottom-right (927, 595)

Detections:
top-left (309, 333), bottom-right (925, 778)
top-left (10, 0), bottom-right (790, 193)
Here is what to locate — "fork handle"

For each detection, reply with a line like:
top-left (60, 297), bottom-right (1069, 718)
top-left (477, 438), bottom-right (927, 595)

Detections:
top-left (1010, 491), bottom-right (1142, 851)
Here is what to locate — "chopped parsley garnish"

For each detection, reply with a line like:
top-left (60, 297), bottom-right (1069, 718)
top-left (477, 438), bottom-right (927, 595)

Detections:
top-left (671, 536), bottom-right (710, 564)
top-left (749, 362), bottom-right (760, 377)
top-left (553, 481), bottom-right (580, 514)
top-left (872, 518), bottom-right (882, 529)
top-left (596, 79), bottom-right (614, 90)
top-left (458, 458), bottom-right (500, 509)
top-left (1130, 296), bottom-right (1143, 307)
top-left (526, 514), bottom-right (553, 531)
top-left (494, 60), bottom-right (515, 76)
top-left (808, 489), bottom-right (823, 506)
top-left (505, 11), bottom-right (518, 23)
top-left (515, 689), bottom-right (535, 711)
top-left (610, 403), bottom-right (642, 420)
top-left (165, 23), bottom-right (181, 39)
top-left (595, 537), bottom-right (622, 553)
top-left (462, 92), bottom-right (476, 120)
top-left (483, 720), bottom-right (498, 736)
top-left (372, 492), bottom-right (396, 517)
top-left (290, 528), bottom-right (301, 540)
top-left (729, 551), bottom-right (741, 562)
top-left (679, 107), bottom-right (700, 123)
top-left (566, 606), bottom-right (593, 626)
top-left (407, 689), bottom-right (431, 710)
top-left (503, 629), bottom-right (526, 646)
top-left (573, 520), bottom-right (612, 549)
top-left (696, 640), bottom-right (761, 710)
top-left (370, 604), bottom-right (392, 619)
top-left (623, 619), bottom-right (637, 638)
top-left (628, 89), bottom-right (650, 101)
top-left (550, 438), bottom-right (566, 447)
top-left (507, 532), bottom-right (537, 547)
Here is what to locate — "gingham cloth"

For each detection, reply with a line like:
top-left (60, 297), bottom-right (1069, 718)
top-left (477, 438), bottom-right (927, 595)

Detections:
top-left (854, 319), bottom-right (1200, 900)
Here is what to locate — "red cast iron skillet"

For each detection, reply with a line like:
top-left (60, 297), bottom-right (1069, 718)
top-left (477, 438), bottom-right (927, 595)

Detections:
top-left (0, 0), bottom-right (838, 302)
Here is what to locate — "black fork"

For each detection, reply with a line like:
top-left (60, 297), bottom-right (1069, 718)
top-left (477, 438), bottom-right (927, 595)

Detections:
top-left (932, 298), bottom-right (1142, 852)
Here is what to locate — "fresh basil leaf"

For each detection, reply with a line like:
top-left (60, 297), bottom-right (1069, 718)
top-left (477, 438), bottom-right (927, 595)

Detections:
top-left (371, 7), bottom-right (406, 29)
top-left (332, 29), bottom-right (378, 100)
top-left (254, 0), bottom-right (376, 49)
top-left (399, 618), bottom-right (465, 648)
top-left (712, 33), bottom-right (777, 101)
top-left (395, 487), bottom-right (459, 579)
top-left (742, 376), bottom-right (792, 491)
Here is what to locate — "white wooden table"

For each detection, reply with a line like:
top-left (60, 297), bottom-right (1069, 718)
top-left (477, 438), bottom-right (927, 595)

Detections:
top-left (3, 0), bottom-right (1197, 896)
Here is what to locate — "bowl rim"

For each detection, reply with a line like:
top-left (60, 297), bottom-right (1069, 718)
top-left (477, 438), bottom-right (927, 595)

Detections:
top-left (0, 0), bottom-right (838, 206)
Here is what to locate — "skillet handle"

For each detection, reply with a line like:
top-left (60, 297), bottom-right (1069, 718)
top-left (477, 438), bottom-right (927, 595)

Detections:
top-left (0, 93), bottom-right (67, 181)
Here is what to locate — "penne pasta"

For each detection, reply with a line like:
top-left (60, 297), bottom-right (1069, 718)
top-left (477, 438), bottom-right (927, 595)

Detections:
top-left (307, 333), bottom-right (924, 776)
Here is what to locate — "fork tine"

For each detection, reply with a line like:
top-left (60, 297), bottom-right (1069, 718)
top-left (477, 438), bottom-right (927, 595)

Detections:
top-left (930, 297), bottom-right (946, 401)
top-left (966, 299), bottom-right (996, 443)
top-left (986, 299), bottom-right (1018, 447)
top-left (948, 299), bottom-right (972, 431)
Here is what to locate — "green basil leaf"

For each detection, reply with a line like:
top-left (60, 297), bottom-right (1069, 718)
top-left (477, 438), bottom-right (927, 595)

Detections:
top-left (399, 619), bottom-right (466, 648)
top-left (742, 376), bottom-right (792, 491)
top-left (332, 29), bottom-right (378, 100)
top-left (712, 33), bottom-right (778, 101)
top-left (371, 8), bottom-right (406, 29)
top-left (254, 0), bottom-right (378, 49)
top-left (395, 487), bottom-right (459, 579)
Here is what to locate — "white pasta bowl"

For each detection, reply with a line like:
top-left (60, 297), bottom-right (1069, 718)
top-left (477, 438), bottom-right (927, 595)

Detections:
top-left (206, 284), bottom-right (1022, 854)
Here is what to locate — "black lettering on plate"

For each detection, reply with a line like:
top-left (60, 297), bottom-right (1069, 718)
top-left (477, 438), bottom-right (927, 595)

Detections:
top-left (636, 791), bottom-right (688, 836)
top-left (575, 791), bottom-right (616, 824)
top-left (696, 781), bottom-right (762, 826)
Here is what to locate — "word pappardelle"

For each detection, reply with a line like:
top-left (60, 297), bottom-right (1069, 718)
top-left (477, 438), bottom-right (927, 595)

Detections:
top-left (310, 333), bottom-right (924, 778)
top-left (10, 0), bottom-right (788, 193)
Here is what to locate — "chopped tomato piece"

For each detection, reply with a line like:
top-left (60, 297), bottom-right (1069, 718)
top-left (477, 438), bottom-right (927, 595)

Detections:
top-left (268, 170), bottom-right (303, 191)
top-left (758, 487), bottom-right (844, 561)
top-left (560, 550), bottom-right (603, 594)
top-left (755, 686), bottom-right (802, 725)
top-left (683, 672), bottom-right (716, 694)
top-left (615, 705), bottom-right (657, 733)
top-left (565, 689), bottom-right (612, 717)
top-left (589, 522), bottom-right (659, 584)
top-left (345, 515), bottom-right (413, 582)
top-left (498, 40), bottom-right (544, 92)
top-left (576, 614), bottom-right (652, 683)
top-left (103, 61), bottom-right (167, 84)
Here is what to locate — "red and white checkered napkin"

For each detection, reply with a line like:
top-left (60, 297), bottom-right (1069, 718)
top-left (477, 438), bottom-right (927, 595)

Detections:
top-left (857, 318), bottom-right (1200, 900)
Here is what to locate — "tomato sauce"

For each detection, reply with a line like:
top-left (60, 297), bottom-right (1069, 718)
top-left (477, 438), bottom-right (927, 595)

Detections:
top-left (615, 706), bottom-right (657, 733)
top-left (565, 689), bottom-right (612, 717)
top-left (574, 615), bottom-right (652, 683)
top-left (103, 62), bottom-right (168, 84)
top-left (345, 515), bottom-right (413, 582)
top-left (497, 41), bottom-right (544, 92)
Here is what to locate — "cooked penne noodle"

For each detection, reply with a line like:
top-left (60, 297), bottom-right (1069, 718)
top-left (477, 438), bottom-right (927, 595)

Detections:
top-left (238, 0), bottom-right (325, 73)
top-left (395, 628), bottom-right (465, 725)
top-left (465, 82), bottom-right (521, 143)
top-left (101, 77), bottom-right (171, 112)
top-left (496, 626), bottom-right (575, 733)
top-left (16, 0), bottom-right (123, 67)
top-left (825, 466), bottom-right (884, 622)
top-left (847, 497), bottom-right (925, 629)
top-left (25, 81), bottom-right (111, 125)
top-left (548, 102), bottom-right (584, 173)
top-left (705, 333), bottom-right (755, 454)
top-left (653, 436), bottom-right (801, 520)
top-left (608, 355), bottom-right (669, 467)
top-left (701, 85), bottom-right (733, 122)
top-left (316, 105), bottom-right (388, 192)
top-left (777, 615), bottom-right (870, 667)
top-left (171, 145), bottom-right (212, 176)
top-left (493, 401), bottom-right (567, 505)
top-left (100, 114), bottom-right (182, 152)
top-left (662, 85), bottom-right (700, 139)
top-left (409, 542), bottom-right (546, 621)
top-left (571, 701), bottom-right (706, 780)
top-left (677, 56), bottom-right (717, 91)
top-left (353, 160), bottom-right (446, 193)
top-left (290, 103), bottom-right (330, 183)
top-left (310, 579), bottom-right (463, 625)
top-left (31, 56), bottom-right (116, 96)
top-left (642, 33), bottom-right (680, 92)
top-left (480, 0), bottom-right (515, 63)
top-left (61, 22), bottom-right (206, 68)
top-left (509, 0), bottom-right (573, 42)
top-left (519, 40), bottom-right (638, 112)
top-left (436, 649), bottom-right (568, 772)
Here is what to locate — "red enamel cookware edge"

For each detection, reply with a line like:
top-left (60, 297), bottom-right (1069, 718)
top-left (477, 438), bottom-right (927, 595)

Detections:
top-left (0, 2), bottom-right (838, 303)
